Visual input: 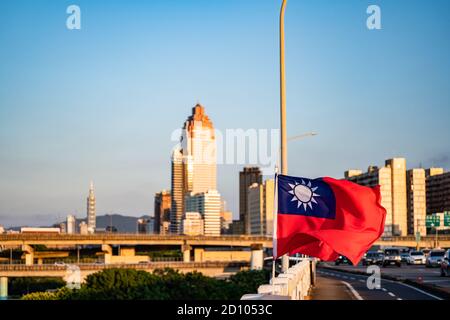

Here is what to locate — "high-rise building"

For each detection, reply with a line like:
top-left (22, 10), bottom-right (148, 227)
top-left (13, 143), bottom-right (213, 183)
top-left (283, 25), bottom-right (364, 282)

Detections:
top-left (154, 190), bottom-right (171, 234)
top-left (239, 167), bottom-right (262, 234)
top-left (186, 190), bottom-right (222, 236)
top-left (137, 218), bottom-right (150, 234)
top-left (170, 148), bottom-right (185, 234)
top-left (86, 181), bottom-right (96, 234)
top-left (181, 212), bottom-right (204, 236)
top-left (247, 179), bottom-right (275, 236)
top-left (67, 214), bottom-right (76, 234)
top-left (406, 169), bottom-right (427, 236)
top-left (345, 158), bottom-right (407, 236)
top-left (426, 169), bottom-right (450, 214)
top-left (170, 104), bottom-right (217, 234)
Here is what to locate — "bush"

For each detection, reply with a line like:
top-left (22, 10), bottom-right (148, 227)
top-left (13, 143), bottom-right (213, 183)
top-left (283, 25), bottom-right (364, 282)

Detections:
top-left (21, 268), bottom-right (269, 300)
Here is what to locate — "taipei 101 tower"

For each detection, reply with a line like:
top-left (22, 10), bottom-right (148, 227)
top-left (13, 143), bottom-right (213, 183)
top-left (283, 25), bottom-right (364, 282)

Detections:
top-left (86, 181), bottom-right (96, 234)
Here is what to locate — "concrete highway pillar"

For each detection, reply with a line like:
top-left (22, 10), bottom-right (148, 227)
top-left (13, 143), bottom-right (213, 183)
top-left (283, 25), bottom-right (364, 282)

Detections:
top-left (101, 244), bottom-right (113, 265)
top-left (250, 244), bottom-right (264, 270)
top-left (182, 245), bottom-right (192, 263)
top-left (0, 277), bottom-right (7, 300)
top-left (22, 245), bottom-right (34, 266)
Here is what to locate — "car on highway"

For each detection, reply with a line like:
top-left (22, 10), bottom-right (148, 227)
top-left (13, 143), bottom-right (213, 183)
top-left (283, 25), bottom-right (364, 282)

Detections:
top-left (54, 261), bottom-right (66, 267)
top-left (362, 251), bottom-right (384, 266)
top-left (335, 255), bottom-right (352, 266)
top-left (440, 250), bottom-right (450, 277)
top-left (406, 251), bottom-right (426, 265)
top-left (400, 252), bottom-right (409, 263)
top-left (382, 248), bottom-right (401, 267)
top-left (426, 249), bottom-right (446, 268)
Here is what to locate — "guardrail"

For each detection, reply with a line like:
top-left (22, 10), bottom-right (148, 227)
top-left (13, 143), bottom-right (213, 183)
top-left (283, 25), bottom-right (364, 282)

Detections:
top-left (241, 258), bottom-right (316, 300)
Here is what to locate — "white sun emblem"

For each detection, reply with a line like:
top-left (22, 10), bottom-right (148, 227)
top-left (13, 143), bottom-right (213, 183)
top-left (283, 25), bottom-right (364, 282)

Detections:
top-left (288, 180), bottom-right (320, 211)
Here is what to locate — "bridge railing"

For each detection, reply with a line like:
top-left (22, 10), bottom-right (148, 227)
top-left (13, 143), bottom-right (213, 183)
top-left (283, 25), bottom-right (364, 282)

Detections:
top-left (241, 258), bottom-right (316, 300)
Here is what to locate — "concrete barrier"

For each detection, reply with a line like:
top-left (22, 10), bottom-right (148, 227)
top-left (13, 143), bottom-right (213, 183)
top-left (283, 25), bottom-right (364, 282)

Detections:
top-left (241, 258), bottom-right (316, 300)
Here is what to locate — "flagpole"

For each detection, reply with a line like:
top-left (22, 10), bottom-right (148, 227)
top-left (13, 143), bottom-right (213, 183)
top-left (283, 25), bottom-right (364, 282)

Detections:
top-left (279, 0), bottom-right (290, 273)
top-left (272, 169), bottom-right (279, 295)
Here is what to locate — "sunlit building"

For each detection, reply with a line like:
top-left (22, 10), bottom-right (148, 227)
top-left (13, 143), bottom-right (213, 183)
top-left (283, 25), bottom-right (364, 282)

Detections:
top-left (181, 212), bottom-right (204, 236)
top-left (170, 104), bottom-right (217, 234)
top-left (186, 190), bottom-right (221, 236)
top-left (406, 169), bottom-right (427, 236)
top-left (247, 179), bottom-right (275, 236)
top-left (67, 214), bottom-right (76, 234)
top-left (239, 167), bottom-right (262, 234)
top-left (154, 190), bottom-right (171, 234)
top-left (345, 158), bottom-right (407, 236)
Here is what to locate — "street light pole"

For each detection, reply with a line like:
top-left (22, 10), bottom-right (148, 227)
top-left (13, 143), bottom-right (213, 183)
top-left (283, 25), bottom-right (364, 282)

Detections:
top-left (279, 0), bottom-right (290, 273)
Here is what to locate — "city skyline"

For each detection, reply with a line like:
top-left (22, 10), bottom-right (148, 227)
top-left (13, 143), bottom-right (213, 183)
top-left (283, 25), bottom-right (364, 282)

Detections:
top-left (1, 0), bottom-right (450, 227)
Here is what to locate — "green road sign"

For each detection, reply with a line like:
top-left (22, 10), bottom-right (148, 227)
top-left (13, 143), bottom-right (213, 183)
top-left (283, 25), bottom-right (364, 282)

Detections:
top-left (426, 215), bottom-right (441, 227)
top-left (444, 213), bottom-right (450, 227)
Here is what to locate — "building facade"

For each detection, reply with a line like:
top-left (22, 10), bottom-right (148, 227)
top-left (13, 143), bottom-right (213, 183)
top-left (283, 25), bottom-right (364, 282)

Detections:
top-left (406, 169), bottom-right (427, 236)
top-left (181, 212), bottom-right (204, 236)
top-left (185, 190), bottom-right (222, 236)
top-left (426, 170), bottom-right (450, 214)
top-left (239, 167), bottom-right (262, 234)
top-left (86, 181), bottom-right (96, 234)
top-left (154, 190), bottom-right (171, 234)
top-left (247, 179), bottom-right (274, 236)
top-left (345, 158), bottom-right (407, 236)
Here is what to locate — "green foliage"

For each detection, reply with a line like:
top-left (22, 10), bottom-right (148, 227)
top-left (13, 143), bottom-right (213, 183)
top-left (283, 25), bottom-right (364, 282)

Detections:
top-left (10, 277), bottom-right (65, 296)
top-left (20, 268), bottom-right (269, 300)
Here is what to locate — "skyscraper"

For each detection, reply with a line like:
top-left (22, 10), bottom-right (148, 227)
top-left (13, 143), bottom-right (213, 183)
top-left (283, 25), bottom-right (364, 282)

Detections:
top-left (170, 104), bottom-right (217, 234)
top-left (154, 190), bottom-right (171, 234)
top-left (239, 167), bottom-right (262, 234)
top-left (86, 181), bottom-right (96, 234)
top-left (170, 148), bottom-right (185, 234)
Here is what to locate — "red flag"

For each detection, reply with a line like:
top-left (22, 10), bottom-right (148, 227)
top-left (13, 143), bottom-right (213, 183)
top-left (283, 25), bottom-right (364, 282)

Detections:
top-left (275, 174), bottom-right (386, 265)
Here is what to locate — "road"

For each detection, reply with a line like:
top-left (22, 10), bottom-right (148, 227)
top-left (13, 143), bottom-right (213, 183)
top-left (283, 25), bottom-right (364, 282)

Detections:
top-left (313, 267), bottom-right (444, 300)
top-left (323, 262), bottom-right (450, 293)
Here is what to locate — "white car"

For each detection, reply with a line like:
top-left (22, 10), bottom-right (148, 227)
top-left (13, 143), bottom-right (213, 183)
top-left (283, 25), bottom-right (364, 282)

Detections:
top-left (406, 251), bottom-right (426, 265)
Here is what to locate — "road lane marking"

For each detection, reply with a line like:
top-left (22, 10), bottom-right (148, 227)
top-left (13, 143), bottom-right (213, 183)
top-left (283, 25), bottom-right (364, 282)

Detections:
top-left (321, 267), bottom-right (445, 300)
top-left (359, 280), bottom-right (365, 283)
top-left (341, 281), bottom-right (363, 300)
top-left (397, 298), bottom-right (402, 300)
top-left (350, 277), bottom-right (356, 280)
top-left (388, 292), bottom-right (396, 297)
top-left (382, 288), bottom-right (387, 292)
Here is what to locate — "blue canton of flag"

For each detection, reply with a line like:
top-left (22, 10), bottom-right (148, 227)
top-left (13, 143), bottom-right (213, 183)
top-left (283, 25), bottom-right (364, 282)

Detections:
top-left (277, 174), bottom-right (336, 220)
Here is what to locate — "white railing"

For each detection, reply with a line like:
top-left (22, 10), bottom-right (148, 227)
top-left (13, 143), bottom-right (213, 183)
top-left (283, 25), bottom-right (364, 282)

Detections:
top-left (241, 258), bottom-right (316, 300)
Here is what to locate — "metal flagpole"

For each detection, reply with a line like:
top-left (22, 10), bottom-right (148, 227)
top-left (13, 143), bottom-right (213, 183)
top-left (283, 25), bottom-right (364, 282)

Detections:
top-left (279, 0), bottom-right (290, 273)
top-left (272, 169), bottom-right (279, 295)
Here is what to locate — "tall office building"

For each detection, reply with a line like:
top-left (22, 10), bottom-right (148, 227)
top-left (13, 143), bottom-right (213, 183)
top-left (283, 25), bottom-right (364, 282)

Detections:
top-left (426, 169), bottom-right (450, 214)
top-left (67, 214), bottom-right (76, 234)
top-left (406, 169), bottom-right (427, 236)
top-left (170, 148), bottom-right (185, 234)
top-left (186, 190), bottom-right (222, 236)
top-left (345, 158), bottom-right (407, 236)
top-left (154, 190), bottom-right (171, 234)
top-left (247, 179), bottom-right (275, 236)
top-left (170, 104), bottom-right (217, 234)
top-left (239, 167), bottom-right (262, 234)
top-left (86, 181), bottom-right (96, 234)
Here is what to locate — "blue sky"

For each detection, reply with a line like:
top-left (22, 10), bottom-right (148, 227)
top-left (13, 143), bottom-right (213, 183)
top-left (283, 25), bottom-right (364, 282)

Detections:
top-left (1, 0), bottom-right (449, 227)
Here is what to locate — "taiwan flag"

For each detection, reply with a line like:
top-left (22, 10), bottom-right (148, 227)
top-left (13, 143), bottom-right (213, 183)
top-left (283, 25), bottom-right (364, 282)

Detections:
top-left (274, 174), bottom-right (386, 265)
